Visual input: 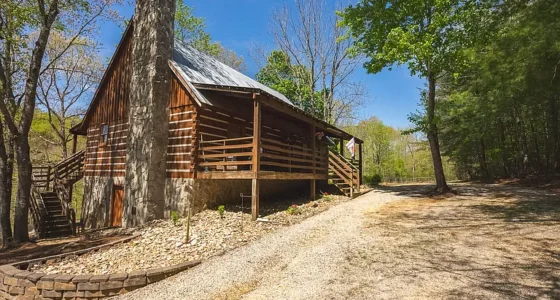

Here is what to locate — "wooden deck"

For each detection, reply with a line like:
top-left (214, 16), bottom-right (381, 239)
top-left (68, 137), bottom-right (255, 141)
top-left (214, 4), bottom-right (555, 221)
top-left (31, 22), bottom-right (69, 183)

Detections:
top-left (196, 170), bottom-right (328, 180)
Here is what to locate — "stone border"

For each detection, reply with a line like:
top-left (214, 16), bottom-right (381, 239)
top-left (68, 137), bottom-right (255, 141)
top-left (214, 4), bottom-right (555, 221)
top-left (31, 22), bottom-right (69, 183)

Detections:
top-left (0, 260), bottom-right (200, 299)
top-left (0, 233), bottom-right (200, 299)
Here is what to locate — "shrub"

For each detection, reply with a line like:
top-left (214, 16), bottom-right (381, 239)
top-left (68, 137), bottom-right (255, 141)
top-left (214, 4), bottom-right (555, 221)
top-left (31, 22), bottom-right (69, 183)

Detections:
top-left (217, 205), bottom-right (225, 218)
top-left (170, 211), bottom-right (180, 226)
top-left (365, 174), bottom-right (382, 186)
top-left (286, 204), bottom-right (302, 215)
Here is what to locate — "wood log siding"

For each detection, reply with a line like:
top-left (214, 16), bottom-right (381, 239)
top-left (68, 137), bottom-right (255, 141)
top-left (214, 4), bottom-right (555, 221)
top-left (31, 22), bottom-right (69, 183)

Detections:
top-left (167, 105), bottom-right (196, 178)
top-left (85, 121), bottom-right (129, 177)
top-left (196, 105), bottom-right (328, 175)
top-left (86, 28), bottom-right (132, 126)
top-left (84, 72), bottom-right (198, 178)
top-left (166, 75), bottom-right (197, 178)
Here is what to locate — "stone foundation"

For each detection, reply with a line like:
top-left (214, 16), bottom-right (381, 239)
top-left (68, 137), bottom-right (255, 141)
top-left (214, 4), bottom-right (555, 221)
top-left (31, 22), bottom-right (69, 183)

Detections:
top-left (81, 176), bottom-right (125, 229)
top-left (83, 176), bottom-right (311, 229)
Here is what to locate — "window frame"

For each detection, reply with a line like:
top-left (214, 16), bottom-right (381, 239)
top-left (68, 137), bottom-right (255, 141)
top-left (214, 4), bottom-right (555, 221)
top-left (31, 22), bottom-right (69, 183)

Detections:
top-left (100, 123), bottom-right (109, 146)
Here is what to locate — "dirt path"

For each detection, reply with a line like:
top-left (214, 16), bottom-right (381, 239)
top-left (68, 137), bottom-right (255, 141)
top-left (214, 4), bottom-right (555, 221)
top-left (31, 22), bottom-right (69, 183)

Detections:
top-left (120, 183), bottom-right (560, 300)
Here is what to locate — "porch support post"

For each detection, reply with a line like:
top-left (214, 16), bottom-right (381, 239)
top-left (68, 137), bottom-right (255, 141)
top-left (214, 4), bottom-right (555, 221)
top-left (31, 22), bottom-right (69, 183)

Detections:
top-left (339, 138), bottom-right (344, 157)
top-left (310, 124), bottom-right (316, 200)
top-left (252, 94), bottom-right (261, 220)
top-left (359, 142), bottom-right (363, 185)
top-left (72, 134), bottom-right (78, 154)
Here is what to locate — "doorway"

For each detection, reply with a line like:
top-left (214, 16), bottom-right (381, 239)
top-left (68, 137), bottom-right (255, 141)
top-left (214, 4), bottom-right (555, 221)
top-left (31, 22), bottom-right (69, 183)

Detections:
top-left (111, 185), bottom-right (124, 227)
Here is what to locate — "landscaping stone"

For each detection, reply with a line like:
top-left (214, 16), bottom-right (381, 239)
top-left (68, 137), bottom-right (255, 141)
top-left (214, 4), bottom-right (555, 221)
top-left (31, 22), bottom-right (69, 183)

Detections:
top-left (71, 275), bottom-right (92, 283)
top-left (76, 282), bottom-right (99, 291)
top-left (29, 194), bottom-right (350, 276)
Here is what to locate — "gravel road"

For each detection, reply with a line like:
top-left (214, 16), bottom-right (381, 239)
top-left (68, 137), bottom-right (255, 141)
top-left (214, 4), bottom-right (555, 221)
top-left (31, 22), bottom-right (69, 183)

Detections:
top-left (120, 183), bottom-right (560, 299)
top-left (120, 189), bottom-right (397, 300)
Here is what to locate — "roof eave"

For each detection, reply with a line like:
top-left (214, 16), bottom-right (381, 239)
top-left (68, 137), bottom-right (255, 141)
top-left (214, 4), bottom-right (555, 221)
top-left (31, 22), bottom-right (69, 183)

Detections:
top-left (191, 82), bottom-right (362, 143)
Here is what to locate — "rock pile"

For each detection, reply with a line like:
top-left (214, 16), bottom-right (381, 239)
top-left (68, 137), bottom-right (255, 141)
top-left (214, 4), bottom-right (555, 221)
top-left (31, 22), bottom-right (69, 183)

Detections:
top-left (30, 194), bottom-right (351, 275)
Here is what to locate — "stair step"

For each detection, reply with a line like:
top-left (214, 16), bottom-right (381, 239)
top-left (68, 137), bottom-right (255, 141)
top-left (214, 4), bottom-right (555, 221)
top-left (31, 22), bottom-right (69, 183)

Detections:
top-left (43, 230), bottom-right (73, 238)
top-left (44, 216), bottom-right (68, 221)
top-left (44, 224), bottom-right (71, 230)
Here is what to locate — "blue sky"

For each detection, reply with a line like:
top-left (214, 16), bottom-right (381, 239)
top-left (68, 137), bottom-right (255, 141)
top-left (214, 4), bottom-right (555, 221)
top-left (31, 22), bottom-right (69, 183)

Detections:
top-left (97, 0), bottom-right (425, 128)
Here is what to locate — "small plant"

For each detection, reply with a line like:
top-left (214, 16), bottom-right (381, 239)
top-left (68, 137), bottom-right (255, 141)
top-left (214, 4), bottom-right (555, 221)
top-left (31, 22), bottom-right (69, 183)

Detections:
top-left (170, 211), bottom-right (180, 226)
top-left (286, 204), bottom-right (302, 215)
top-left (218, 205), bottom-right (225, 218)
top-left (365, 174), bottom-right (382, 186)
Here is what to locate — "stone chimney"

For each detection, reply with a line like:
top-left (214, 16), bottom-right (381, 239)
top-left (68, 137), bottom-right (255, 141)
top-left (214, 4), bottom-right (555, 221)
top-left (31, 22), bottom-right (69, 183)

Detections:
top-left (124, 0), bottom-right (176, 227)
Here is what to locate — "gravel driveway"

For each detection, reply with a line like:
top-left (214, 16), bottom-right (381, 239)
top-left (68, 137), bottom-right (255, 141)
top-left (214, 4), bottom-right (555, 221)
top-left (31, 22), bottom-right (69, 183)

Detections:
top-left (120, 183), bottom-right (560, 299)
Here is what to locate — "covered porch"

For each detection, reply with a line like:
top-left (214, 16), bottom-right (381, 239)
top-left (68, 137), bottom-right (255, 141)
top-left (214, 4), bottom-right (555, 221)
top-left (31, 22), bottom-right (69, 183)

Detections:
top-left (189, 83), bottom-right (363, 220)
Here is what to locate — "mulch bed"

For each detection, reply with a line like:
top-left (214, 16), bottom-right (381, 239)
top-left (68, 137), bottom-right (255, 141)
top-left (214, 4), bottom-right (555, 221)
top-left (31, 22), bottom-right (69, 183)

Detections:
top-left (0, 235), bottom-right (128, 266)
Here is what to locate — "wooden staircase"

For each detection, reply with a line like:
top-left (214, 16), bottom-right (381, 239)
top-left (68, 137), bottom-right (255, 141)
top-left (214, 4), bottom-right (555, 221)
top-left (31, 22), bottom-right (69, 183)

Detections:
top-left (328, 151), bottom-right (360, 197)
top-left (30, 150), bottom-right (85, 239)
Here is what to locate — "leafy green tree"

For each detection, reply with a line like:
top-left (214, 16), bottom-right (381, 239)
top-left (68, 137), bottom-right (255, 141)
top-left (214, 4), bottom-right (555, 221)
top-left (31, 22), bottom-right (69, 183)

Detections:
top-left (255, 51), bottom-right (323, 118)
top-left (0, 0), bottom-right (118, 244)
top-left (175, 0), bottom-right (245, 71)
top-left (345, 117), bottom-right (456, 183)
top-left (340, 0), bottom-right (490, 192)
top-left (436, 0), bottom-right (560, 180)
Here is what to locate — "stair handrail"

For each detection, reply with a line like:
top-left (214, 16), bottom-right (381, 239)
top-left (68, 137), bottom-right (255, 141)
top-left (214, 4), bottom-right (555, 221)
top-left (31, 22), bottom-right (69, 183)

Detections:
top-left (30, 173), bottom-right (49, 238)
top-left (328, 150), bottom-right (360, 195)
top-left (332, 151), bottom-right (359, 171)
top-left (53, 150), bottom-right (85, 181)
top-left (330, 151), bottom-right (360, 187)
top-left (54, 178), bottom-right (76, 235)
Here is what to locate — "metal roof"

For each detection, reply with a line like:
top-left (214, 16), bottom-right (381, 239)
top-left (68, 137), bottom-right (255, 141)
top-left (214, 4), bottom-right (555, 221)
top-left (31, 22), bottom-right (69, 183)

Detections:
top-left (171, 40), bottom-right (294, 107)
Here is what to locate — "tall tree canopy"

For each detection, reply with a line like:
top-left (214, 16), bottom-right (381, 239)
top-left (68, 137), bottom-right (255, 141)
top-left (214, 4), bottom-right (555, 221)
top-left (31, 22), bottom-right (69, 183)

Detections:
top-left (254, 0), bottom-right (365, 125)
top-left (437, 0), bottom-right (560, 180)
top-left (255, 50), bottom-right (322, 117)
top-left (340, 0), bottom-right (491, 192)
top-left (0, 0), bottom-right (118, 244)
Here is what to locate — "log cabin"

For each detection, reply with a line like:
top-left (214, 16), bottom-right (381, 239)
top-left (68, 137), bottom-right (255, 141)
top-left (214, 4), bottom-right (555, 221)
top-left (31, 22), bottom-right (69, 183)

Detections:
top-left (29, 21), bottom-right (363, 236)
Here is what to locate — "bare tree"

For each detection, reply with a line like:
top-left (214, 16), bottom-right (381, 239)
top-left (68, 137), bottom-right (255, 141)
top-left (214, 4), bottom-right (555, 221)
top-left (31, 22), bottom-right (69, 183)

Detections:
top-left (0, 0), bottom-right (119, 243)
top-left (37, 33), bottom-right (104, 159)
top-left (270, 0), bottom-right (365, 125)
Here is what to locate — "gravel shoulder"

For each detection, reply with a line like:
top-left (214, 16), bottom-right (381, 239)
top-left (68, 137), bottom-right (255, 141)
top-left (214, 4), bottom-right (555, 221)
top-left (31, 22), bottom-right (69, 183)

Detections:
top-left (120, 183), bottom-right (560, 300)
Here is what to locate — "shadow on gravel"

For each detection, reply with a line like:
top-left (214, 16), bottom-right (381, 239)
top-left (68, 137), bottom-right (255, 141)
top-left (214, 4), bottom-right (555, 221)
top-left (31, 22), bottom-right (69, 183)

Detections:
top-left (359, 183), bottom-right (560, 299)
top-left (376, 183), bottom-right (560, 223)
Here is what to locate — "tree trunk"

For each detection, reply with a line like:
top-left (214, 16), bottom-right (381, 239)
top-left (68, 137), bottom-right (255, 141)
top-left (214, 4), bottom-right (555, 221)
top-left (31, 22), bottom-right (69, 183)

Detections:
top-left (13, 134), bottom-right (32, 243)
top-left (549, 97), bottom-right (560, 171)
top-left (426, 73), bottom-right (450, 193)
top-left (480, 137), bottom-right (490, 180)
top-left (7, 134), bottom-right (14, 204)
top-left (124, 0), bottom-right (175, 227)
top-left (9, 1), bottom-right (60, 243)
top-left (0, 122), bottom-right (12, 248)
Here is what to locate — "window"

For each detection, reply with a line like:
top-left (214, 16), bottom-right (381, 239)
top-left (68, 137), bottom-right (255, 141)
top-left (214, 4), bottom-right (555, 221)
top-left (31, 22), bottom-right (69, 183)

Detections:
top-left (100, 124), bottom-right (109, 145)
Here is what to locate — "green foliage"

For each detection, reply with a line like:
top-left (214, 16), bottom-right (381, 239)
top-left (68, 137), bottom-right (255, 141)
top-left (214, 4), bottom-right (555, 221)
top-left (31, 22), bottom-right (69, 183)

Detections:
top-left (255, 50), bottom-right (324, 119)
top-left (436, 0), bottom-right (560, 179)
top-left (365, 174), bottom-right (382, 186)
top-left (345, 117), bottom-right (457, 182)
top-left (174, 0), bottom-right (245, 71)
top-left (339, 0), bottom-right (490, 78)
top-left (321, 192), bottom-right (333, 201)
top-left (217, 205), bottom-right (225, 218)
top-left (286, 204), bottom-right (302, 215)
top-left (170, 211), bottom-right (180, 226)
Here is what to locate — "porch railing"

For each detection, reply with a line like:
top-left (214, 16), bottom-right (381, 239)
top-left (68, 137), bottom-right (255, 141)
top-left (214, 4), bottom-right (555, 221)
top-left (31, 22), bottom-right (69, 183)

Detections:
top-left (197, 136), bottom-right (328, 174)
top-left (328, 151), bottom-right (360, 189)
top-left (260, 138), bottom-right (327, 173)
top-left (198, 137), bottom-right (254, 171)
